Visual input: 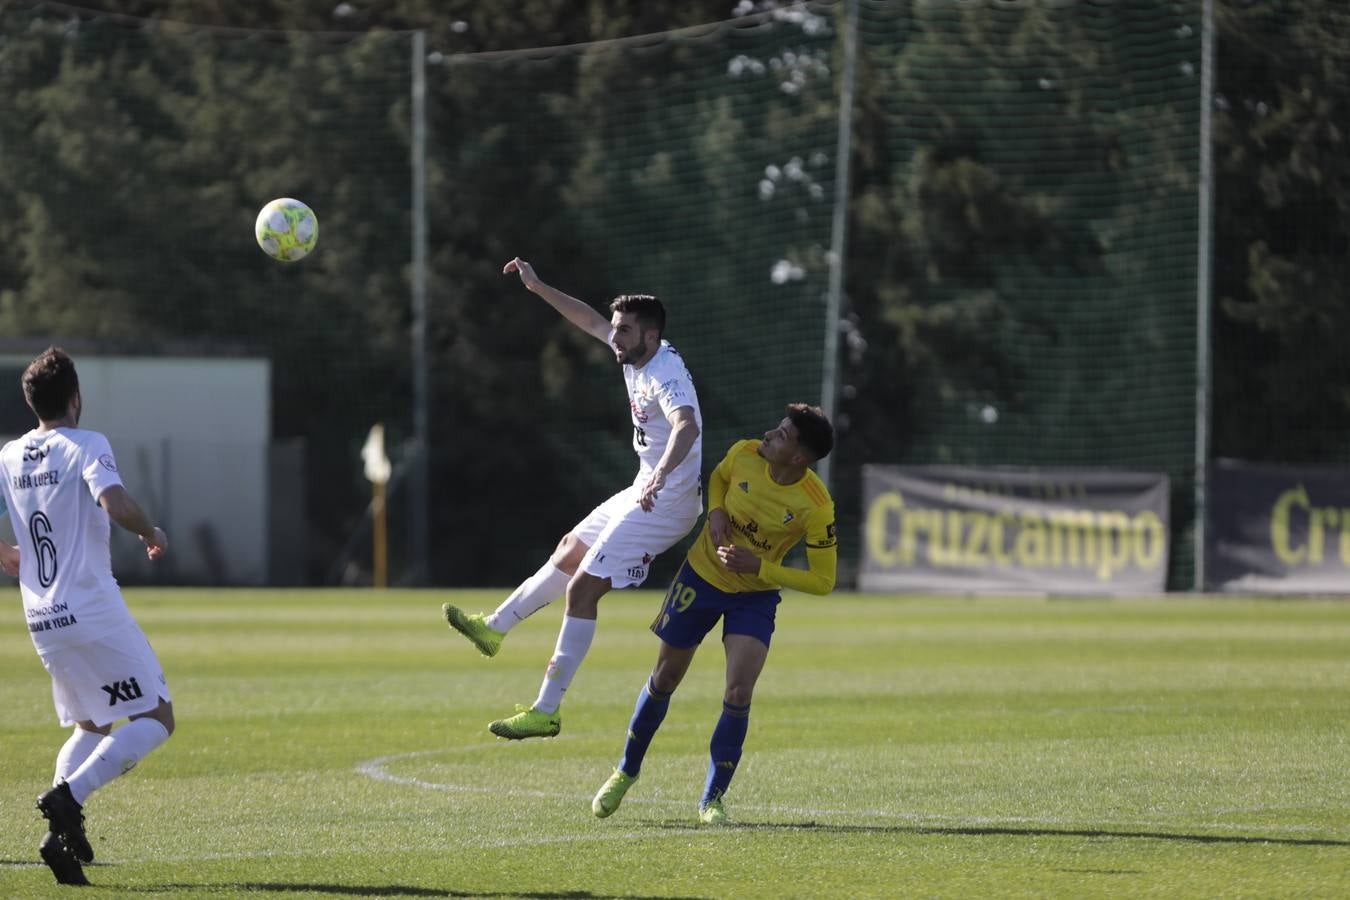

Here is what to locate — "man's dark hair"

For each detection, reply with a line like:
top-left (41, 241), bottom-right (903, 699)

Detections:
top-left (23, 347), bottom-right (80, 422)
top-left (787, 402), bottom-right (834, 461)
top-left (609, 294), bottom-right (666, 338)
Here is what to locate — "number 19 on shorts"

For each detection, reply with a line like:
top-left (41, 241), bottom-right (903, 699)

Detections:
top-left (652, 579), bottom-right (696, 632)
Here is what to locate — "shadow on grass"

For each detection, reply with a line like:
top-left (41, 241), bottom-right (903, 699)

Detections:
top-left (140, 886), bottom-right (706, 899)
top-left (649, 819), bottom-right (1350, 848)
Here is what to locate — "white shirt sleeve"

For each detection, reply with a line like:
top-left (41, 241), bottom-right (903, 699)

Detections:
top-left (654, 373), bottom-right (695, 420)
top-left (81, 433), bottom-right (125, 502)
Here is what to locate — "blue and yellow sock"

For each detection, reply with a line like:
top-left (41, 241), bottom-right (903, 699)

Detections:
top-left (702, 700), bottom-right (750, 805)
top-left (618, 678), bottom-right (672, 778)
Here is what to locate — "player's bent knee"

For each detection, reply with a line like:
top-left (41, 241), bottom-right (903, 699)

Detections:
top-left (652, 673), bottom-right (682, 694)
top-left (724, 685), bottom-right (754, 707)
top-left (133, 699), bottom-right (175, 736)
top-left (551, 533), bottom-right (589, 573)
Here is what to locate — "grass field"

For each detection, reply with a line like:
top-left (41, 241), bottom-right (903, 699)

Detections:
top-left (1, 589), bottom-right (1347, 898)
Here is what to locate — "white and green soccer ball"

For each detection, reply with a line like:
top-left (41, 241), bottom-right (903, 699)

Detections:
top-left (255, 198), bottom-right (318, 262)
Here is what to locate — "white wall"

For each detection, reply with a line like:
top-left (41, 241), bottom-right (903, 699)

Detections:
top-left (0, 354), bottom-right (271, 585)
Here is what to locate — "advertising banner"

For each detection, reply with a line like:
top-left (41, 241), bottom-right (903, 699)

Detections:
top-left (1207, 460), bottom-right (1350, 594)
top-left (861, 465), bottom-right (1170, 595)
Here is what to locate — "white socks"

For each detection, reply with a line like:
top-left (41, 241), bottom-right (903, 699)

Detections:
top-left (54, 728), bottom-right (104, 785)
top-left (486, 562), bottom-right (571, 633)
top-left (65, 718), bottom-right (171, 806)
top-left (533, 615), bottom-right (597, 713)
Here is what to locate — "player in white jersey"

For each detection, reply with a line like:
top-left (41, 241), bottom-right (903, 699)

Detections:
top-left (442, 257), bottom-right (704, 740)
top-left (1, 347), bottom-right (172, 886)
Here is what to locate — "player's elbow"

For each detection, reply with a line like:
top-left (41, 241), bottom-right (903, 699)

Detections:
top-left (804, 575), bottom-right (835, 595)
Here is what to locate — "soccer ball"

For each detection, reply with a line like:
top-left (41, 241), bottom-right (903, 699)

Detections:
top-left (255, 198), bottom-right (318, 262)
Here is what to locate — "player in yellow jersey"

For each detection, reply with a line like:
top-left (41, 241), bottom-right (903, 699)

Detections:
top-left (590, 403), bottom-right (836, 826)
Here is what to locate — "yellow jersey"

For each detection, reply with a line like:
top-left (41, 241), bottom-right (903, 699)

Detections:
top-left (687, 439), bottom-right (837, 595)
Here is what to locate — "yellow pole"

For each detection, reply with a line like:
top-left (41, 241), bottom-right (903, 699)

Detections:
top-left (373, 479), bottom-right (387, 590)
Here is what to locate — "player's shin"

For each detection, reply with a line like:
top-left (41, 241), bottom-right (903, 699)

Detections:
top-left (619, 678), bottom-right (673, 777)
top-left (53, 728), bottom-right (104, 785)
top-left (65, 717), bottom-right (170, 805)
top-left (702, 700), bottom-right (750, 806)
top-left (486, 561), bottom-right (571, 633)
top-left (532, 615), bottom-right (597, 713)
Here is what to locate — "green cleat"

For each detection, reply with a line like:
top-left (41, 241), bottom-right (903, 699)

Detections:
top-left (698, 797), bottom-right (729, 827)
top-left (442, 604), bottom-right (504, 658)
top-left (489, 704), bottom-right (561, 740)
top-left (591, 768), bottom-right (638, 818)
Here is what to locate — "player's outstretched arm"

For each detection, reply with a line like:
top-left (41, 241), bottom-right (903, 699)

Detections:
top-left (99, 485), bottom-right (168, 561)
top-left (503, 257), bottom-right (611, 343)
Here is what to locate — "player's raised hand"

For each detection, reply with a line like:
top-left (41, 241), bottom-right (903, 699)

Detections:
top-left (717, 543), bottom-right (761, 575)
top-left (141, 527), bottom-right (168, 561)
top-left (503, 257), bottom-right (541, 292)
top-left (708, 508), bottom-right (732, 546)
top-left (638, 469), bottom-right (666, 512)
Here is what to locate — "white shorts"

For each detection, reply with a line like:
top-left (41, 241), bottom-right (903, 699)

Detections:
top-left (572, 483), bottom-right (702, 589)
top-left (37, 623), bottom-right (171, 728)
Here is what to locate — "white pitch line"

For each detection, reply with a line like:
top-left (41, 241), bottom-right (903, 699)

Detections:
top-left (352, 748), bottom-right (1340, 836)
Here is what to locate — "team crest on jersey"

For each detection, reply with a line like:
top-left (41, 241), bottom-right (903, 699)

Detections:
top-left (98, 454), bottom-right (118, 472)
top-left (629, 398), bottom-right (649, 424)
top-left (783, 510), bottom-right (795, 525)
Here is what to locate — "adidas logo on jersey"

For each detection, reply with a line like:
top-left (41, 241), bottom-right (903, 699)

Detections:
top-left (738, 481), bottom-right (749, 492)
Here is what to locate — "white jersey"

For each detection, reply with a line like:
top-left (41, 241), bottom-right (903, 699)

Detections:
top-left (623, 338), bottom-right (703, 499)
top-left (1, 427), bottom-right (134, 652)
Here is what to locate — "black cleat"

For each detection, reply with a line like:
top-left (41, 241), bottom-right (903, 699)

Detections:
top-left (37, 781), bottom-right (94, 864)
top-left (39, 830), bottom-right (90, 886)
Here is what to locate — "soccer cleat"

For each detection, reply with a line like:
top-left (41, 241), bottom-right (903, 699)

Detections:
top-left (37, 781), bottom-right (93, 864)
top-left (39, 831), bottom-right (90, 886)
top-left (489, 704), bottom-right (561, 740)
top-left (591, 768), bottom-right (638, 818)
top-left (442, 604), bottom-right (504, 658)
top-left (698, 797), bottom-right (729, 827)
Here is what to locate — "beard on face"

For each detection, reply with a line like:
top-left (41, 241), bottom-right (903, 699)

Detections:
top-left (618, 333), bottom-right (651, 365)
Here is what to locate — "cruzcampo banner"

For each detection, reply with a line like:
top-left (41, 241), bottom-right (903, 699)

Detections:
top-left (1207, 460), bottom-right (1350, 594)
top-left (861, 465), bottom-right (1170, 594)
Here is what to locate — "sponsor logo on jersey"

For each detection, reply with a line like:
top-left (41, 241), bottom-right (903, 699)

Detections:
top-left (727, 512), bottom-right (772, 552)
top-left (101, 677), bottom-right (144, 706)
top-left (23, 442), bottom-right (49, 462)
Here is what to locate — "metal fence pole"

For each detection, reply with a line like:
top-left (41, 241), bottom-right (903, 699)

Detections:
top-left (410, 30), bottom-right (429, 585)
top-left (1194, 0), bottom-right (1215, 591)
top-left (819, 0), bottom-right (858, 491)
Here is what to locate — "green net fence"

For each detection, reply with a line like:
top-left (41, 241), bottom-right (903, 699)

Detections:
top-left (834, 0), bottom-right (1202, 587)
top-left (0, 1), bottom-right (1218, 588)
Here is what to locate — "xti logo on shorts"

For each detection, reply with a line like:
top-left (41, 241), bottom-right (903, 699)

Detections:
top-left (101, 677), bottom-right (144, 706)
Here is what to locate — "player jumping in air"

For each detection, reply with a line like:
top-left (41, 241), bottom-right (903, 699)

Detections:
top-left (1, 347), bottom-right (174, 886)
top-left (442, 258), bottom-right (703, 739)
top-left (590, 405), bottom-right (836, 825)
